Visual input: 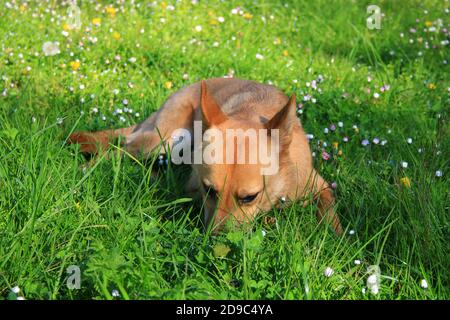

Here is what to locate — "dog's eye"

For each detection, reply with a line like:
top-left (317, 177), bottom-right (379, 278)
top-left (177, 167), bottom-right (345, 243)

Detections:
top-left (239, 193), bottom-right (258, 205)
top-left (203, 183), bottom-right (217, 199)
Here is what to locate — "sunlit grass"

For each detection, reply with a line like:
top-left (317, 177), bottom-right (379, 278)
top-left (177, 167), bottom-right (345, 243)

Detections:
top-left (0, 0), bottom-right (448, 299)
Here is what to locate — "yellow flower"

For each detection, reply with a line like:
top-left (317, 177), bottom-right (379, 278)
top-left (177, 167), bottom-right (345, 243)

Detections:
top-left (106, 6), bottom-right (117, 17)
top-left (165, 81), bottom-right (173, 89)
top-left (69, 61), bottom-right (81, 71)
top-left (274, 38), bottom-right (282, 45)
top-left (161, 1), bottom-right (167, 9)
top-left (425, 21), bottom-right (433, 27)
top-left (243, 13), bottom-right (253, 20)
top-left (428, 83), bottom-right (436, 90)
top-left (400, 177), bottom-right (411, 188)
top-left (112, 31), bottom-right (121, 40)
top-left (332, 142), bottom-right (339, 149)
top-left (63, 23), bottom-right (71, 31)
top-left (282, 50), bottom-right (289, 57)
top-left (92, 18), bottom-right (101, 26)
top-left (75, 202), bottom-right (81, 211)
top-left (19, 4), bottom-right (26, 12)
top-left (337, 150), bottom-right (343, 156)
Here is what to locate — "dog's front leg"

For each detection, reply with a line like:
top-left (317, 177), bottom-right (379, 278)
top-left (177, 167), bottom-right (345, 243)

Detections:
top-left (313, 172), bottom-right (343, 235)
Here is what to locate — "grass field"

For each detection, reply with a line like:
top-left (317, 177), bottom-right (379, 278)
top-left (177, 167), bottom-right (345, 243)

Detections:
top-left (0, 0), bottom-right (448, 300)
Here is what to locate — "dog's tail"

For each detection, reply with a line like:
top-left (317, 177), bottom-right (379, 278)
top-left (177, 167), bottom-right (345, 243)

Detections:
top-left (67, 125), bottom-right (136, 155)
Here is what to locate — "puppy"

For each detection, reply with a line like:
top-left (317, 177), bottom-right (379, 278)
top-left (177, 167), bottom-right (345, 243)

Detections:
top-left (68, 78), bottom-right (343, 234)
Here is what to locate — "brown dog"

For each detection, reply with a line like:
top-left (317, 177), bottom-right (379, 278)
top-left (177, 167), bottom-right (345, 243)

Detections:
top-left (68, 78), bottom-right (343, 234)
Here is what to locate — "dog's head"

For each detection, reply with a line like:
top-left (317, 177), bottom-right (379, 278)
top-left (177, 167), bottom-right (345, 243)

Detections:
top-left (194, 81), bottom-right (298, 233)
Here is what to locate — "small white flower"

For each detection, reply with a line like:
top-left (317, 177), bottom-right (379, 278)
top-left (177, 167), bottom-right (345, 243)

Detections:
top-left (407, 138), bottom-right (413, 144)
top-left (42, 41), bottom-right (60, 56)
top-left (370, 284), bottom-right (379, 295)
top-left (261, 229), bottom-right (267, 237)
top-left (16, 296), bottom-right (25, 300)
top-left (349, 230), bottom-right (355, 235)
top-left (401, 161), bottom-right (408, 168)
top-left (128, 57), bottom-right (137, 63)
top-left (373, 92), bottom-right (380, 99)
top-left (11, 286), bottom-right (20, 294)
top-left (338, 121), bottom-right (343, 128)
top-left (367, 274), bottom-right (377, 285)
top-left (255, 53), bottom-right (264, 60)
top-left (366, 265), bottom-right (381, 295)
top-left (111, 289), bottom-right (120, 297)
top-left (435, 170), bottom-right (443, 177)
top-left (194, 25), bottom-right (202, 32)
top-left (420, 279), bottom-right (428, 289)
top-left (362, 287), bottom-right (366, 294)
top-left (324, 267), bottom-right (334, 277)
top-left (354, 259), bottom-right (361, 265)
top-left (217, 16), bottom-right (225, 23)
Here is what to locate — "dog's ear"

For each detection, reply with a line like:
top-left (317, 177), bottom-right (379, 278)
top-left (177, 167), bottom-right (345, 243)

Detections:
top-left (201, 80), bottom-right (228, 127)
top-left (265, 94), bottom-right (297, 147)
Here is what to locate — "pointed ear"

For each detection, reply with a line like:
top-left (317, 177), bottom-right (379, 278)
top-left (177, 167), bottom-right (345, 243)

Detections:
top-left (201, 80), bottom-right (228, 127)
top-left (265, 94), bottom-right (297, 135)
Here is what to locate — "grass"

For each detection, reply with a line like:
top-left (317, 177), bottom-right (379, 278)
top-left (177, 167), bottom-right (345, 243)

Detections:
top-left (0, 0), bottom-right (448, 300)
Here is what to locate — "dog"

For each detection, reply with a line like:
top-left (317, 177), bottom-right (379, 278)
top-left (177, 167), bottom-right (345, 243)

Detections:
top-left (68, 78), bottom-right (343, 234)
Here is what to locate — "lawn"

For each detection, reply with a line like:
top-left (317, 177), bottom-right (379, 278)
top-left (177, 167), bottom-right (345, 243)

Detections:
top-left (0, 0), bottom-right (448, 300)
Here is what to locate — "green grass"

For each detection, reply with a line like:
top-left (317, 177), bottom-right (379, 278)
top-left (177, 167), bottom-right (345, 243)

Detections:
top-left (0, 0), bottom-right (448, 300)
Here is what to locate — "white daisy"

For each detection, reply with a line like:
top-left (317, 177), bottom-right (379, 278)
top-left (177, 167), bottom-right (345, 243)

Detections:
top-left (324, 267), bottom-right (334, 277)
top-left (42, 41), bottom-right (60, 56)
